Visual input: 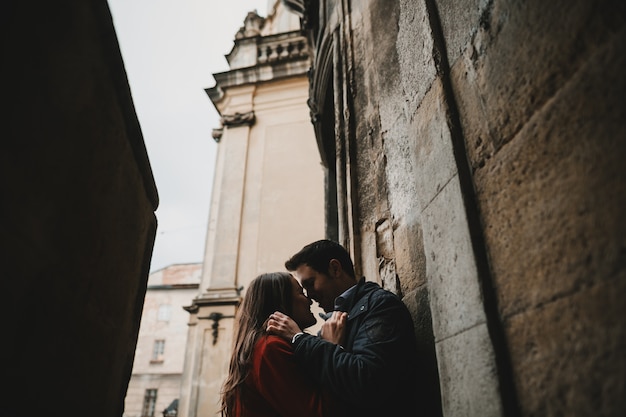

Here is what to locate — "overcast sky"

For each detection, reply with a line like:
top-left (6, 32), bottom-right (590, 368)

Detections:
top-left (107, 0), bottom-right (269, 273)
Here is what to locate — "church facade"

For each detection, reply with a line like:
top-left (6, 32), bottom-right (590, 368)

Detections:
top-left (178, 3), bottom-right (326, 416)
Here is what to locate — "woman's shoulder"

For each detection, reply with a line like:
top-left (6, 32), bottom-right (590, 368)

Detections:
top-left (256, 334), bottom-right (291, 351)
top-left (252, 334), bottom-right (294, 366)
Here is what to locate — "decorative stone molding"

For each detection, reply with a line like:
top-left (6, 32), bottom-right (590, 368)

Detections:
top-left (198, 312), bottom-right (236, 345)
top-left (257, 36), bottom-right (308, 64)
top-left (211, 128), bottom-right (223, 143)
top-left (220, 111), bottom-right (256, 128)
top-left (235, 11), bottom-right (265, 39)
top-left (209, 111), bottom-right (256, 144)
top-left (227, 30), bottom-right (308, 70)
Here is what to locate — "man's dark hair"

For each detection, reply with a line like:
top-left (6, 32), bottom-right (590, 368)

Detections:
top-left (285, 239), bottom-right (356, 278)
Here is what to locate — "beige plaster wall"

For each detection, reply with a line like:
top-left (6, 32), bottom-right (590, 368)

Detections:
top-left (181, 76), bottom-right (324, 417)
top-left (237, 77), bottom-right (326, 286)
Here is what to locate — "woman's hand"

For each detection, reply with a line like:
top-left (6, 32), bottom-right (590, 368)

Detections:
top-left (320, 311), bottom-right (347, 346)
top-left (266, 311), bottom-right (302, 340)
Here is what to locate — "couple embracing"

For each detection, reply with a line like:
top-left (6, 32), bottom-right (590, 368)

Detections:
top-left (221, 239), bottom-right (419, 417)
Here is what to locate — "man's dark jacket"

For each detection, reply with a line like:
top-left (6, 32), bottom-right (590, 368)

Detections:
top-left (292, 277), bottom-right (419, 417)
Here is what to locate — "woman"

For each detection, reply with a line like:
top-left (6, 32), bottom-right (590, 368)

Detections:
top-left (221, 272), bottom-right (345, 417)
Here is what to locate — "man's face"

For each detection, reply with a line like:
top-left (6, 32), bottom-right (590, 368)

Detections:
top-left (294, 264), bottom-right (339, 312)
top-left (289, 275), bottom-right (317, 329)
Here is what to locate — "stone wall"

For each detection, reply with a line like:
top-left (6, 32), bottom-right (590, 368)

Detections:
top-left (298, 0), bottom-right (625, 415)
top-left (448, 1), bottom-right (626, 415)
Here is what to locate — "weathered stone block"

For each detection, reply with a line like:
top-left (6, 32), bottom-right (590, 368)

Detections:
top-left (505, 275), bottom-right (626, 417)
top-left (397, 0), bottom-right (437, 119)
top-left (473, 29), bottom-right (626, 317)
top-left (393, 216), bottom-right (428, 293)
top-left (368, 0), bottom-right (405, 128)
top-left (466, 0), bottom-right (623, 155)
top-left (359, 231), bottom-right (380, 283)
top-left (422, 174), bottom-right (486, 340)
top-left (450, 45), bottom-right (494, 173)
top-left (382, 119), bottom-right (420, 220)
top-left (409, 78), bottom-right (458, 212)
top-left (436, 323), bottom-right (503, 417)
top-left (436, 0), bottom-right (488, 66)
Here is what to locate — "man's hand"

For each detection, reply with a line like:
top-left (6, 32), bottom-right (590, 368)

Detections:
top-left (266, 311), bottom-right (302, 340)
top-left (320, 311), bottom-right (347, 346)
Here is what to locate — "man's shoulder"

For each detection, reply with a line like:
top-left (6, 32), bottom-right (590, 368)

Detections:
top-left (360, 280), bottom-right (403, 303)
top-left (347, 280), bottom-right (410, 321)
top-left (350, 283), bottom-right (415, 344)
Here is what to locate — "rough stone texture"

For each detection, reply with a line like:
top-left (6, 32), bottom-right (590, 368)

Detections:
top-left (410, 80), bottom-right (458, 213)
top-left (393, 216), bottom-right (428, 293)
top-left (350, 3), bottom-right (445, 415)
top-left (456, 0), bottom-right (626, 164)
top-left (421, 174), bottom-right (487, 340)
top-left (352, 1), bottom-right (500, 414)
top-left (376, 218), bottom-right (400, 293)
top-left (436, 323), bottom-right (503, 417)
top-left (305, 0), bottom-right (625, 415)
top-left (397, 0), bottom-right (438, 118)
top-left (473, 27), bottom-right (626, 317)
top-left (359, 230), bottom-right (381, 283)
top-left (469, 20), bottom-right (626, 415)
top-left (447, 0), bottom-right (626, 415)
top-left (353, 1), bottom-right (393, 273)
top-left (506, 275), bottom-right (626, 417)
top-left (436, 0), bottom-right (489, 66)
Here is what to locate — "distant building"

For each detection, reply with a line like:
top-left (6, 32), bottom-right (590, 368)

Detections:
top-left (124, 263), bottom-right (202, 417)
top-left (177, 1), bottom-right (325, 416)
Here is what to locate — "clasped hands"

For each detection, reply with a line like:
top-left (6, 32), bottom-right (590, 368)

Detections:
top-left (266, 311), bottom-right (347, 346)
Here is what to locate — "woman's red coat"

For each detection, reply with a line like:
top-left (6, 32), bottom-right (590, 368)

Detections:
top-left (232, 335), bottom-right (341, 417)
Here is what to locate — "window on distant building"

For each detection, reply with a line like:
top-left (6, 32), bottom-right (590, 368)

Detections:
top-left (151, 339), bottom-right (165, 363)
top-left (158, 304), bottom-right (171, 321)
top-left (141, 389), bottom-right (157, 417)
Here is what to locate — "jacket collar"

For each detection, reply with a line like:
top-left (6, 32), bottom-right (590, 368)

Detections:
top-left (346, 277), bottom-right (375, 320)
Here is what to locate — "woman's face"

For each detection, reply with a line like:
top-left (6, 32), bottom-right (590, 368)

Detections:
top-left (289, 275), bottom-right (317, 329)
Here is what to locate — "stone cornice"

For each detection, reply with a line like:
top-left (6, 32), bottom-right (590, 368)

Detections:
top-left (206, 30), bottom-right (311, 106)
top-left (206, 57), bottom-right (310, 103)
top-left (183, 287), bottom-right (242, 313)
top-left (227, 30), bottom-right (309, 68)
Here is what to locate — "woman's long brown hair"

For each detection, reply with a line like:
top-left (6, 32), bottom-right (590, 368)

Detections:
top-left (220, 272), bottom-right (295, 417)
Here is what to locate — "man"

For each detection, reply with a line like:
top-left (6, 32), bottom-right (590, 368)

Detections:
top-left (267, 239), bottom-right (419, 417)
